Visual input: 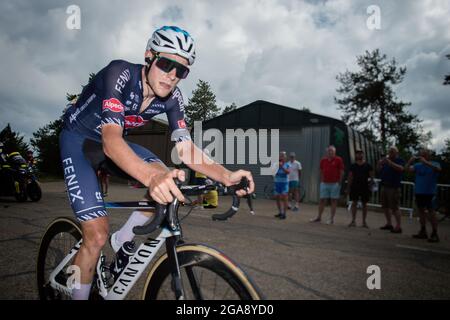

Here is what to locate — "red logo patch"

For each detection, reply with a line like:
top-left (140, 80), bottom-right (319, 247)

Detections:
top-left (125, 115), bottom-right (148, 128)
top-left (177, 119), bottom-right (187, 129)
top-left (102, 98), bottom-right (124, 113)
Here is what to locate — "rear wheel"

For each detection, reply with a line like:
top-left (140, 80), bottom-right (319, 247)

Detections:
top-left (143, 244), bottom-right (263, 300)
top-left (36, 217), bottom-right (81, 300)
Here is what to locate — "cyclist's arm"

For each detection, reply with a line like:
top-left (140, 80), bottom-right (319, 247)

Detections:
top-left (175, 140), bottom-right (254, 194)
top-left (167, 88), bottom-right (253, 192)
top-left (175, 139), bottom-right (232, 186)
top-left (102, 124), bottom-right (163, 187)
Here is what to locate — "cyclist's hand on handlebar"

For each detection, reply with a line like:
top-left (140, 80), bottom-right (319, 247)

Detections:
top-left (228, 170), bottom-right (255, 196)
top-left (148, 169), bottom-right (186, 204)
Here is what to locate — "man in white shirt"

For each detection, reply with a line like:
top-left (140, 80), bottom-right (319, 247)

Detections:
top-left (288, 152), bottom-right (302, 211)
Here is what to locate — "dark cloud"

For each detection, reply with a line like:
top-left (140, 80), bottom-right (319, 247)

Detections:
top-left (0, 0), bottom-right (448, 151)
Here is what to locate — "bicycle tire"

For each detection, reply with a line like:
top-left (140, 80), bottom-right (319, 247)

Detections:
top-left (142, 244), bottom-right (263, 300)
top-left (36, 217), bottom-right (82, 300)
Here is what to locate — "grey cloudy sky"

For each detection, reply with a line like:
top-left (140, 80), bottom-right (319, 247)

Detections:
top-left (0, 0), bottom-right (449, 150)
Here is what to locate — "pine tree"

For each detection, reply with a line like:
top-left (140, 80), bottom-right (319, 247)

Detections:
top-left (0, 123), bottom-right (30, 155)
top-left (222, 102), bottom-right (238, 114)
top-left (185, 80), bottom-right (219, 127)
top-left (335, 49), bottom-right (426, 153)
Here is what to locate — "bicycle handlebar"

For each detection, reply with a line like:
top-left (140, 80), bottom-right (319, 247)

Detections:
top-left (132, 177), bottom-right (250, 235)
top-left (132, 203), bottom-right (167, 235)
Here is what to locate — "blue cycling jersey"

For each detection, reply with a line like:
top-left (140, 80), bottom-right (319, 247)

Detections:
top-left (60, 59), bottom-right (191, 222)
top-left (63, 59), bottom-right (190, 142)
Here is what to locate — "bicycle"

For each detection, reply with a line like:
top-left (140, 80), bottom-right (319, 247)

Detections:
top-left (36, 179), bottom-right (263, 300)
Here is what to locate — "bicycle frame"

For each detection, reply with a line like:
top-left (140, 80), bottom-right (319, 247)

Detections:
top-left (48, 226), bottom-right (182, 300)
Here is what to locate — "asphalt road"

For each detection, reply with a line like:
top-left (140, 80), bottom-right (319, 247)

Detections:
top-left (1, 181), bottom-right (449, 300)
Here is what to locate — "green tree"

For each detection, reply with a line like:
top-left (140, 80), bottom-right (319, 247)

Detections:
top-left (436, 139), bottom-right (450, 184)
top-left (185, 80), bottom-right (219, 127)
top-left (0, 123), bottom-right (30, 155)
top-left (30, 119), bottom-right (64, 176)
top-left (222, 102), bottom-right (237, 114)
top-left (335, 49), bottom-right (425, 152)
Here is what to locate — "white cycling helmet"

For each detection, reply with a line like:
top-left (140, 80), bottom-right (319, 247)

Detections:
top-left (146, 26), bottom-right (196, 65)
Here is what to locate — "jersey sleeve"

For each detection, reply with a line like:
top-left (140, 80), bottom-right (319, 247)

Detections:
top-left (166, 87), bottom-right (192, 143)
top-left (99, 60), bottom-right (130, 130)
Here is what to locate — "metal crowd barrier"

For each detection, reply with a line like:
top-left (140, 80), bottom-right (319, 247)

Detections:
top-left (347, 179), bottom-right (450, 220)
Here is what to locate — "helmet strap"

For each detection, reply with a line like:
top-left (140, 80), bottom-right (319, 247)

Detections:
top-left (144, 53), bottom-right (157, 91)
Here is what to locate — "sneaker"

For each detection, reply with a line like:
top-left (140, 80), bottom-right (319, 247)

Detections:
top-left (250, 211), bottom-right (255, 215)
top-left (102, 192), bottom-right (108, 197)
top-left (326, 219), bottom-right (334, 225)
top-left (109, 232), bottom-right (121, 253)
top-left (412, 231), bottom-right (428, 239)
top-left (380, 224), bottom-right (394, 231)
top-left (428, 233), bottom-right (440, 243)
top-left (292, 207), bottom-right (299, 212)
top-left (390, 227), bottom-right (402, 234)
top-left (274, 213), bottom-right (283, 218)
top-left (279, 214), bottom-right (286, 220)
top-left (361, 223), bottom-right (369, 229)
top-left (348, 221), bottom-right (356, 227)
top-left (310, 217), bottom-right (321, 223)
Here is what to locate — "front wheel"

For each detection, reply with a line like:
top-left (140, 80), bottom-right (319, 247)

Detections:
top-left (142, 244), bottom-right (263, 300)
top-left (36, 217), bottom-right (82, 300)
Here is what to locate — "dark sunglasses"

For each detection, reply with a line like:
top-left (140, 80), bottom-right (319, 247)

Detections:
top-left (155, 55), bottom-right (190, 79)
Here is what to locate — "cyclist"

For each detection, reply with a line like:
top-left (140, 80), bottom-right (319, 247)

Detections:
top-left (59, 26), bottom-right (254, 300)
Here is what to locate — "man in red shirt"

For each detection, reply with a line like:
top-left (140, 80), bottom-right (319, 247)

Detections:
top-left (311, 145), bottom-right (345, 224)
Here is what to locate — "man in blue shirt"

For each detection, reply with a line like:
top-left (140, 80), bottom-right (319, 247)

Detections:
top-left (377, 146), bottom-right (405, 233)
top-left (405, 148), bottom-right (442, 242)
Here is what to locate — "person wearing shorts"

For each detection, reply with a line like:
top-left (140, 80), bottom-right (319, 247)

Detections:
top-left (405, 148), bottom-right (441, 242)
top-left (287, 152), bottom-right (302, 212)
top-left (311, 145), bottom-right (344, 224)
top-left (346, 150), bottom-right (374, 228)
top-left (273, 152), bottom-right (290, 220)
top-left (377, 146), bottom-right (405, 234)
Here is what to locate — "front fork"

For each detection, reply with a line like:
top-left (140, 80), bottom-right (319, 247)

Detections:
top-left (165, 235), bottom-right (186, 300)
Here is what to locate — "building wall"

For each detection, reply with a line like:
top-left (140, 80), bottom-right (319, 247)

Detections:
top-left (205, 126), bottom-right (330, 202)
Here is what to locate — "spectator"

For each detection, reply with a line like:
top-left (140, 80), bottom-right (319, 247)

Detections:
top-left (288, 152), bottom-right (302, 212)
top-left (25, 150), bottom-right (37, 168)
top-left (346, 150), bottom-right (374, 228)
top-left (311, 145), bottom-right (345, 224)
top-left (377, 146), bottom-right (405, 233)
top-left (273, 151), bottom-right (291, 220)
top-left (97, 167), bottom-right (110, 197)
top-left (405, 148), bottom-right (442, 242)
top-left (194, 171), bottom-right (207, 209)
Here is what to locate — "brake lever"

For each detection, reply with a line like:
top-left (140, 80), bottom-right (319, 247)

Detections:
top-left (230, 177), bottom-right (250, 195)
